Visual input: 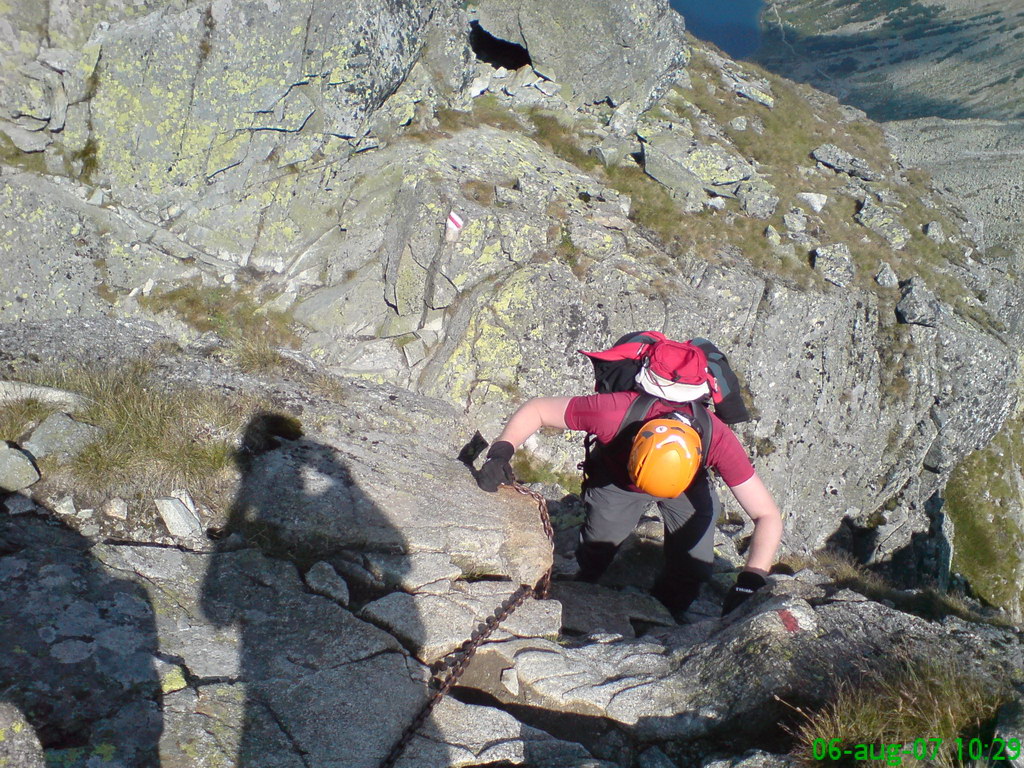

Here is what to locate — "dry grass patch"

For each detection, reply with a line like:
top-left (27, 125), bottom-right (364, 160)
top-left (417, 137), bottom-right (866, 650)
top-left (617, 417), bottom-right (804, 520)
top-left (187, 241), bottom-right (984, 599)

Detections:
top-left (27, 362), bottom-right (271, 510)
top-left (527, 109), bottom-right (601, 172)
top-left (789, 652), bottom-right (1008, 768)
top-left (781, 549), bottom-right (1014, 627)
top-left (431, 94), bottom-right (524, 136)
top-left (0, 399), bottom-right (58, 443)
top-left (140, 280), bottom-right (299, 372)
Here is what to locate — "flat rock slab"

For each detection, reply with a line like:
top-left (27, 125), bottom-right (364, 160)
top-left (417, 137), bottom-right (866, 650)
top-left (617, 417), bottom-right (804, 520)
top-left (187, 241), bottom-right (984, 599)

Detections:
top-left (361, 581), bottom-right (562, 663)
top-left (233, 427), bottom-right (552, 589)
top-left (397, 697), bottom-right (600, 767)
top-left (101, 544), bottom-right (433, 768)
top-left (364, 551), bottom-right (463, 592)
top-left (460, 586), bottom-right (1024, 742)
top-left (549, 581), bottom-right (675, 637)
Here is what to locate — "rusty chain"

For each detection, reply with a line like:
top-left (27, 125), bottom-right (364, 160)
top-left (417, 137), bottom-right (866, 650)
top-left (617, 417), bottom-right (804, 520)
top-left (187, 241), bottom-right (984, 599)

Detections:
top-left (379, 482), bottom-right (554, 768)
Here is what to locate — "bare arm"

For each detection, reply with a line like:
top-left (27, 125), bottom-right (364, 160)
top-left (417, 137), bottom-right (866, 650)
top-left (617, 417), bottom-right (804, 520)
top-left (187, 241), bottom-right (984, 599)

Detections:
top-left (728, 471), bottom-right (783, 576)
top-left (496, 397), bottom-right (572, 448)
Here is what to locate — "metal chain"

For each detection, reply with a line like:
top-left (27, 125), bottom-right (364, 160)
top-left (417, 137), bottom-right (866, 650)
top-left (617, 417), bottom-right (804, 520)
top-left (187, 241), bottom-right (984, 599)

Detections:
top-left (379, 482), bottom-right (554, 768)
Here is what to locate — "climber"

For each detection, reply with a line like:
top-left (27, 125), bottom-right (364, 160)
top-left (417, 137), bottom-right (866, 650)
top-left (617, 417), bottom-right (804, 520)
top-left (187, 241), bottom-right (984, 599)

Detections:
top-left (476, 336), bottom-right (782, 618)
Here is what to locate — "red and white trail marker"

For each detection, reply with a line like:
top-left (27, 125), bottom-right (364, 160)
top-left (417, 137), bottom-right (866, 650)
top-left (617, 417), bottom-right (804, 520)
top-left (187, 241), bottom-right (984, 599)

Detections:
top-left (445, 211), bottom-right (464, 242)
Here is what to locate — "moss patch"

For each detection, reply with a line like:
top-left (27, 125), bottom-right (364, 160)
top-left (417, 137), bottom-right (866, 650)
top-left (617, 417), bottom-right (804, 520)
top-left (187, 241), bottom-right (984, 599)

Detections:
top-left (512, 450), bottom-right (582, 495)
top-left (943, 413), bottom-right (1024, 617)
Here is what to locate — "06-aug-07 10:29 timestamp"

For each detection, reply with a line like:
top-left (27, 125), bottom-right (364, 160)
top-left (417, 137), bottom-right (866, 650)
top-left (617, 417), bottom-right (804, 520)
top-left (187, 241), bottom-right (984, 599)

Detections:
top-left (812, 737), bottom-right (1022, 764)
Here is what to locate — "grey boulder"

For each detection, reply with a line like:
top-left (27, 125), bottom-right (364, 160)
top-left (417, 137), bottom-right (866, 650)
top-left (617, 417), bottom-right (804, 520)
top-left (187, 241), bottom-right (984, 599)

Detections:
top-left (813, 243), bottom-right (855, 287)
top-left (896, 278), bottom-right (942, 326)
top-left (0, 445), bottom-right (39, 491)
top-left (23, 411), bottom-right (101, 460)
top-left (811, 143), bottom-right (882, 181)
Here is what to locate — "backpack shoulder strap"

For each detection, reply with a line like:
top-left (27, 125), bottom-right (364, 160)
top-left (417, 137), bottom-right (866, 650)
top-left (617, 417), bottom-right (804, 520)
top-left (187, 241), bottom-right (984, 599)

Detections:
top-left (613, 393), bottom-right (659, 438)
top-left (690, 401), bottom-right (713, 466)
top-left (580, 394), bottom-right (657, 489)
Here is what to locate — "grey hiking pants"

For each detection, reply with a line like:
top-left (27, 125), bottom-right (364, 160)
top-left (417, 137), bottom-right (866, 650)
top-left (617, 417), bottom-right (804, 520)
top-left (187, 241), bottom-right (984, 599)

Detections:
top-left (576, 470), bottom-right (719, 613)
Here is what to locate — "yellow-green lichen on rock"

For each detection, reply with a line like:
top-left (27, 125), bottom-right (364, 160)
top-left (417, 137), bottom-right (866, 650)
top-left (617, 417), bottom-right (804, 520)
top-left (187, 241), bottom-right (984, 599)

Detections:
top-left (161, 665), bottom-right (188, 694)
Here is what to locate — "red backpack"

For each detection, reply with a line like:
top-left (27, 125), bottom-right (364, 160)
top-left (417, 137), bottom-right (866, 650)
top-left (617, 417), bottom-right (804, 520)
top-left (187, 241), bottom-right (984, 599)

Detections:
top-left (578, 331), bottom-right (751, 424)
top-left (576, 332), bottom-right (751, 487)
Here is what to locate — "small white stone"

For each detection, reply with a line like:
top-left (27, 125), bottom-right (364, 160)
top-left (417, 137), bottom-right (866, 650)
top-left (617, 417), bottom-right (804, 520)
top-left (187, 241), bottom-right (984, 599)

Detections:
top-left (500, 667), bottom-right (520, 696)
top-left (101, 498), bottom-right (128, 520)
top-left (796, 192), bottom-right (828, 213)
top-left (54, 496), bottom-right (76, 517)
top-left (155, 497), bottom-right (203, 540)
top-left (170, 489), bottom-right (197, 515)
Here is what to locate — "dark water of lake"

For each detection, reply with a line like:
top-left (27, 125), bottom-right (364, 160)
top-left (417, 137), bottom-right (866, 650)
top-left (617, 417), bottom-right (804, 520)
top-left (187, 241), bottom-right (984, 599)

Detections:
top-left (669, 0), bottom-right (765, 59)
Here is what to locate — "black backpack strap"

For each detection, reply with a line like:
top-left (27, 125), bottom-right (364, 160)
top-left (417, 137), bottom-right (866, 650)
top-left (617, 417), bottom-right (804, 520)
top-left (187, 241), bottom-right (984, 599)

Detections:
top-left (615, 394), bottom-right (712, 468)
top-left (614, 393), bottom-right (659, 438)
top-left (581, 394), bottom-right (657, 490)
top-left (690, 401), bottom-right (713, 467)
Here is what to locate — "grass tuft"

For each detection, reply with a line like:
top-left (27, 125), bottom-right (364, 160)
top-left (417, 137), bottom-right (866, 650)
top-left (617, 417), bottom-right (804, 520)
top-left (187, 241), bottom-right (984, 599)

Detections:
top-left (789, 652), bottom-right (1007, 768)
top-left (139, 280), bottom-right (299, 372)
top-left (0, 399), bottom-right (56, 443)
top-left (27, 362), bottom-right (271, 509)
top-left (226, 335), bottom-right (284, 373)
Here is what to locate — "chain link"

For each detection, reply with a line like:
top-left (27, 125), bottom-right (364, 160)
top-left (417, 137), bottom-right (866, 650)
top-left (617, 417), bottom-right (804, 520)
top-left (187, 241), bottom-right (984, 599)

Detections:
top-left (379, 482), bottom-right (554, 768)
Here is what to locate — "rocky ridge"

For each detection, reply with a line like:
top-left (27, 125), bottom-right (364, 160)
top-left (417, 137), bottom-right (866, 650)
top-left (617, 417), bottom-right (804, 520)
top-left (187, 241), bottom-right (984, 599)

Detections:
top-left (752, 0), bottom-right (1024, 265)
top-left (1, 0), bottom-right (1023, 765)
top-left (746, 0), bottom-right (1024, 644)
top-left (756, 0), bottom-right (1024, 122)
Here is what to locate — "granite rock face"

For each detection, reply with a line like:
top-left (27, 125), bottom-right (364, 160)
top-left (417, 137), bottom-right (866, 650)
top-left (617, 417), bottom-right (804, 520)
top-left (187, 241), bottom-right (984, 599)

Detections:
top-left (460, 581), bottom-right (1021, 746)
top-left (473, 0), bottom-right (687, 116)
top-left (1, 0), bottom-right (1023, 765)
top-left (0, 702), bottom-right (46, 768)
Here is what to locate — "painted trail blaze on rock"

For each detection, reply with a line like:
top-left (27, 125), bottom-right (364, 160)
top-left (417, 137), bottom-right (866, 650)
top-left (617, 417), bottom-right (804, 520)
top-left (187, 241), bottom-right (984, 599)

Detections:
top-left (777, 608), bottom-right (801, 632)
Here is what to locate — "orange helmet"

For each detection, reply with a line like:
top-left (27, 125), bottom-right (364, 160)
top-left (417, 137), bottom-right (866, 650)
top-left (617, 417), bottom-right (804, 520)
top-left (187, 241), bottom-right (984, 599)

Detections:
top-left (627, 418), bottom-right (702, 498)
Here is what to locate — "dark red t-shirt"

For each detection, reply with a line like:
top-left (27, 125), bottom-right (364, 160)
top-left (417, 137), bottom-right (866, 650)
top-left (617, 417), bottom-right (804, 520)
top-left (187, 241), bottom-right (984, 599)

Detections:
top-left (564, 391), bottom-right (755, 488)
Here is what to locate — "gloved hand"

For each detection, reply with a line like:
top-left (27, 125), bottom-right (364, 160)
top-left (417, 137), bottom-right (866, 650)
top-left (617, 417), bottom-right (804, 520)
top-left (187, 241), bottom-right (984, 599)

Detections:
top-left (476, 441), bottom-right (515, 492)
top-left (721, 571), bottom-right (767, 615)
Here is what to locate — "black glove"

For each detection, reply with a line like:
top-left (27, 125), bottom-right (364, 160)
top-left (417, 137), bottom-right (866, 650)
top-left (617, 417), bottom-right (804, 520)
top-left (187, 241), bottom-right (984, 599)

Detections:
top-left (721, 571), bottom-right (767, 616)
top-left (476, 441), bottom-right (515, 492)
